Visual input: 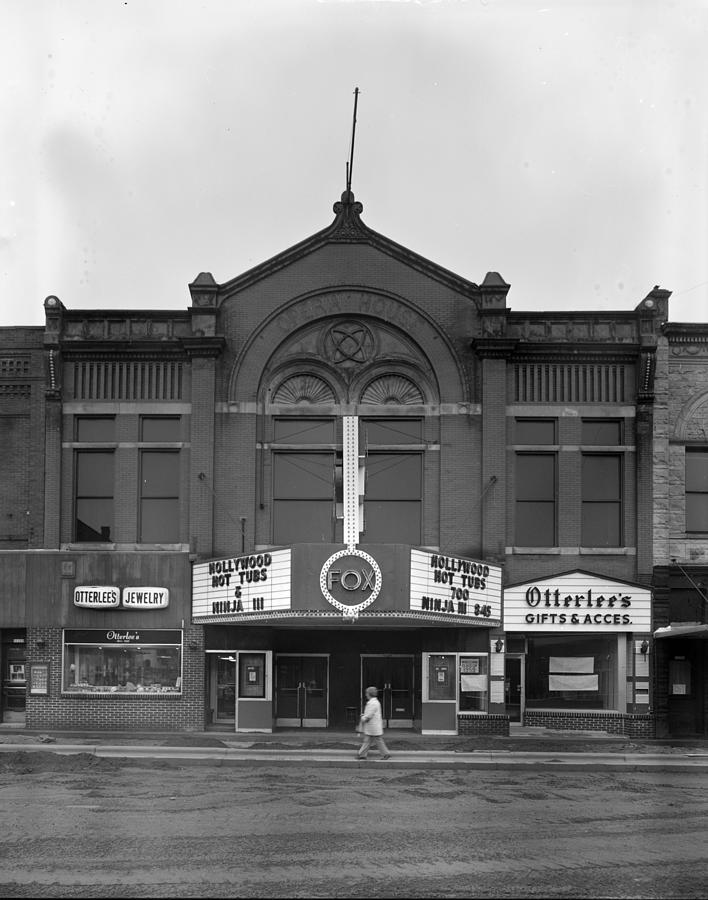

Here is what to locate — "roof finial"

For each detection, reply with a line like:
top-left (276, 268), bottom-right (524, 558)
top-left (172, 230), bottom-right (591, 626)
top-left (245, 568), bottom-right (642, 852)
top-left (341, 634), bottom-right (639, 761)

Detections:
top-left (345, 87), bottom-right (360, 196)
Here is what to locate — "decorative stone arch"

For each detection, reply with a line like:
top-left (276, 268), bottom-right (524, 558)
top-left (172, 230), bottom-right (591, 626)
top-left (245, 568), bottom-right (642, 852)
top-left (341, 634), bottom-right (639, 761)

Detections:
top-left (227, 288), bottom-right (468, 406)
top-left (271, 373), bottom-right (337, 405)
top-left (351, 363), bottom-right (434, 407)
top-left (673, 389), bottom-right (708, 442)
top-left (264, 359), bottom-right (345, 410)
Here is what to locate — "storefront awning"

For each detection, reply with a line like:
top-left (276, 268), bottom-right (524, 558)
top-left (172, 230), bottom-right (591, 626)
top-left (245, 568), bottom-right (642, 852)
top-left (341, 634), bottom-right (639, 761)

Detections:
top-left (653, 623), bottom-right (708, 640)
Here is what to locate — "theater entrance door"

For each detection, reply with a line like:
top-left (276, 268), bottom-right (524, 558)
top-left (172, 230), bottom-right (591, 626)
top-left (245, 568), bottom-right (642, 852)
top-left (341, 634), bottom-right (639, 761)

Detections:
top-left (361, 654), bottom-right (415, 728)
top-left (275, 654), bottom-right (329, 727)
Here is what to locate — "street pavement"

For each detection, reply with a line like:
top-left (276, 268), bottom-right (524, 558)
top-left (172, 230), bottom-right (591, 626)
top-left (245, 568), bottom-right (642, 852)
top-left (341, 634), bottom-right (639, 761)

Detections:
top-left (1, 726), bottom-right (707, 770)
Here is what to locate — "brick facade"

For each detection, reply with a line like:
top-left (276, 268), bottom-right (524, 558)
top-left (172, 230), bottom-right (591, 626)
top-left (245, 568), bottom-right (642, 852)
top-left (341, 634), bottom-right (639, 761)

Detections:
top-left (2, 191), bottom-right (702, 736)
top-left (25, 625), bottom-right (205, 731)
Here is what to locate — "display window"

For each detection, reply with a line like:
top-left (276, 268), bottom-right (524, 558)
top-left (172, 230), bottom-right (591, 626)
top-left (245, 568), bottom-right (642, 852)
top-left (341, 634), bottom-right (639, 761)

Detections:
top-left (525, 634), bottom-right (618, 710)
top-left (62, 630), bottom-right (182, 694)
top-left (459, 654), bottom-right (489, 712)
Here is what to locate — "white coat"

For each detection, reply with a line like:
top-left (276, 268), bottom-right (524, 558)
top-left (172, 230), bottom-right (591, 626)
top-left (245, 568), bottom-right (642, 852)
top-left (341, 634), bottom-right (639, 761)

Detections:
top-left (361, 697), bottom-right (384, 736)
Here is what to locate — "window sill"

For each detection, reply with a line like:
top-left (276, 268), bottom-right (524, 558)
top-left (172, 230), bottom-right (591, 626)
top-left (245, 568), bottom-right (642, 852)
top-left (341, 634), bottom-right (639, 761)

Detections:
top-left (62, 543), bottom-right (190, 552)
top-left (579, 547), bottom-right (635, 555)
top-left (507, 547), bottom-right (562, 555)
top-left (61, 690), bottom-right (182, 697)
top-left (506, 547), bottom-right (635, 555)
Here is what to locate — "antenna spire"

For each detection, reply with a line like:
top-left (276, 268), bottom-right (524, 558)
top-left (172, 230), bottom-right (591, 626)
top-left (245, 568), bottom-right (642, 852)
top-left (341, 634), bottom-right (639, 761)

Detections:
top-left (346, 87), bottom-right (360, 194)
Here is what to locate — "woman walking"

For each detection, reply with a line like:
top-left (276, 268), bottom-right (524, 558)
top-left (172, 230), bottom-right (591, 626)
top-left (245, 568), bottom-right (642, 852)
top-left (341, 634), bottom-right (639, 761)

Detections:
top-left (357, 685), bottom-right (391, 760)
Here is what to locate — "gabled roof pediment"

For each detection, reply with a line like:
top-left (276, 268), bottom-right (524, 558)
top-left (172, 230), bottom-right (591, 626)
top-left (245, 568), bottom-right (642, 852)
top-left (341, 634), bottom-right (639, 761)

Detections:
top-left (216, 191), bottom-right (482, 302)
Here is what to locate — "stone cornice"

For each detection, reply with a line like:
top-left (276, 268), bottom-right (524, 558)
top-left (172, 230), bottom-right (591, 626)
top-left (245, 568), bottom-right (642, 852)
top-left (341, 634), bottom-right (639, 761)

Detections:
top-left (510, 345), bottom-right (641, 363)
top-left (666, 324), bottom-right (708, 357)
top-left (61, 344), bottom-right (188, 361)
top-left (662, 323), bottom-right (708, 340)
top-left (471, 338), bottom-right (519, 359)
top-left (181, 336), bottom-right (226, 359)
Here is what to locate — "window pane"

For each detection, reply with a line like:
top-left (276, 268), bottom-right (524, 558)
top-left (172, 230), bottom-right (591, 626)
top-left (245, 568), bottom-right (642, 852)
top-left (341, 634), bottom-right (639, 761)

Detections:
top-left (76, 452), bottom-right (114, 495)
top-left (516, 419), bottom-right (555, 444)
top-left (516, 502), bottom-right (555, 546)
top-left (366, 454), bottom-right (421, 499)
top-left (364, 501), bottom-right (421, 543)
top-left (582, 455), bottom-right (620, 500)
top-left (582, 503), bottom-right (621, 546)
top-left (686, 495), bottom-right (708, 532)
top-left (239, 653), bottom-right (266, 699)
top-left (364, 419), bottom-right (422, 444)
top-left (75, 499), bottom-right (113, 542)
top-left (273, 453), bottom-right (333, 499)
top-left (686, 451), bottom-right (708, 491)
top-left (581, 420), bottom-right (621, 445)
top-left (76, 417), bottom-right (115, 441)
top-left (142, 417), bottom-right (181, 441)
top-left (427, 654), bottom-right (457, 701)
top-left (273, 419), bottom-right (335, 443)
top-left (63, 642), bottom-right (181, 693)
top-left (141, 452), bottom-right (179, 497)
top-left (140, 499), bottom-right (180, 542)
top-left (526, 635), bottom-right (618, 711)
top-left (516, 455), bottom-right (555, 500)
top-left (273, 500), bottom-right (333, 543)
top-left (459, 655), bottom-right (488, 711)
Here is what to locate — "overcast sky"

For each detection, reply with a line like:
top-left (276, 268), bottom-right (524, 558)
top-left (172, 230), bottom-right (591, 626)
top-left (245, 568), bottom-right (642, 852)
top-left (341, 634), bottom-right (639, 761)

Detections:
top-left (1, 0), bottom-right (706, 329)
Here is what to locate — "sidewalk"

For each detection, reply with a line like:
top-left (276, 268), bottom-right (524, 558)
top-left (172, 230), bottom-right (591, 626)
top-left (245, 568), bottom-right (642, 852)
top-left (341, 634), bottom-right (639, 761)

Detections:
top-left (1, 725), bottom-right (707, 770)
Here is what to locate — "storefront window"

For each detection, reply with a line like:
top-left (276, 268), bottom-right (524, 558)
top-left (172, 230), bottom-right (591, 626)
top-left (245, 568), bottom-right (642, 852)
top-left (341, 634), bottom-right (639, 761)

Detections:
top-left (63, 630), bottom-right (182, 694)
top-left (526, 635), bottom-right (618, 710)
top-left (426, 654), bottom-right (457, 701)
top-left (459, 655), bottom-right (488, 711)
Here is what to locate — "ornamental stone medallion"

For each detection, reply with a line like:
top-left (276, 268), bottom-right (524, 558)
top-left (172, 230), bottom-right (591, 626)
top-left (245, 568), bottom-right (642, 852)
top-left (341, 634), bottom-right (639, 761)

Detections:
top-left (323, 320), bottom-right (375, 367)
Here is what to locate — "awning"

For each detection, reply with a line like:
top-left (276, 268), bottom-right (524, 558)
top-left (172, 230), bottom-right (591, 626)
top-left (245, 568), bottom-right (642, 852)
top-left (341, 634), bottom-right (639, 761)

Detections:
top-left (653, 623), bottom-right (708, 640)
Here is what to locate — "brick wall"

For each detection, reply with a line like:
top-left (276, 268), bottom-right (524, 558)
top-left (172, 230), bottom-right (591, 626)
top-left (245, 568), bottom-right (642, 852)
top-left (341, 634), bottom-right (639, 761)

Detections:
top-left (458, 714), bottom-right (509, 736)
top-left (524, 710), bottom-right (655, 737)
top-left (0, 330), bottom-right (46, 549)
top-left (25, 625), bottom-right (206, 731)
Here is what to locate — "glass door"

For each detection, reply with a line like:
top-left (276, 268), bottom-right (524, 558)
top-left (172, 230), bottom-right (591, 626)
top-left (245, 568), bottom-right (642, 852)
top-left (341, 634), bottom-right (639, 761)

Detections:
top-left (1, 631), bottom-right (26, 724)
top-left (215, 655), bottom-right (236, 723)
top-left (361, 654), bottom-right (414, 728)
top-left (504, 655), bottom-right (523, 723)
top-left (275, 655), bottom-right (329, 727)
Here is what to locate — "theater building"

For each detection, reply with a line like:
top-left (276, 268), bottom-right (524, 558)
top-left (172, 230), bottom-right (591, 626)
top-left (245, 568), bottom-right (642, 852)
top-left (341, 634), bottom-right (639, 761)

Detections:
top-left (651, 322), bottom-right (708, 737)
top-left (0, 189), bottom-right (677, 734)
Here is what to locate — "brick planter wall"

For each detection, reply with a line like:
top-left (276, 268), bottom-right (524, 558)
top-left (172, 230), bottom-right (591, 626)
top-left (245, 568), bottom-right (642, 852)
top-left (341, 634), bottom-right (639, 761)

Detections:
top-left (25, 625), bottom-right (206, 732)
top-left (623, 714), bottom-right (656, 739)
top-left (524, 710), bottom-right (655, 737)
top-left (457, 714), bottom-right (509, 736)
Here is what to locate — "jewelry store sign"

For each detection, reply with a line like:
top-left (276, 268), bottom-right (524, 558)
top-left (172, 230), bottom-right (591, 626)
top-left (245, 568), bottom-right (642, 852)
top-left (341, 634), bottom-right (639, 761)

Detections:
top-left (192, 549), bottom-right (292, 621)
top-left (74, 587), bottom-right (170, 610)
top-left (410, 550), bottom-right (502, 623)
top-left (504, 571), bottom-right (651, 632)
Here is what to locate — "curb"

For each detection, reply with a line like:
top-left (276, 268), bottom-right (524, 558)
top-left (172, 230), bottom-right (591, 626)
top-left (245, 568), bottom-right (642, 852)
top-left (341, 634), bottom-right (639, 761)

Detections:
top-left (2, 744), bottom-right (708, 771)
